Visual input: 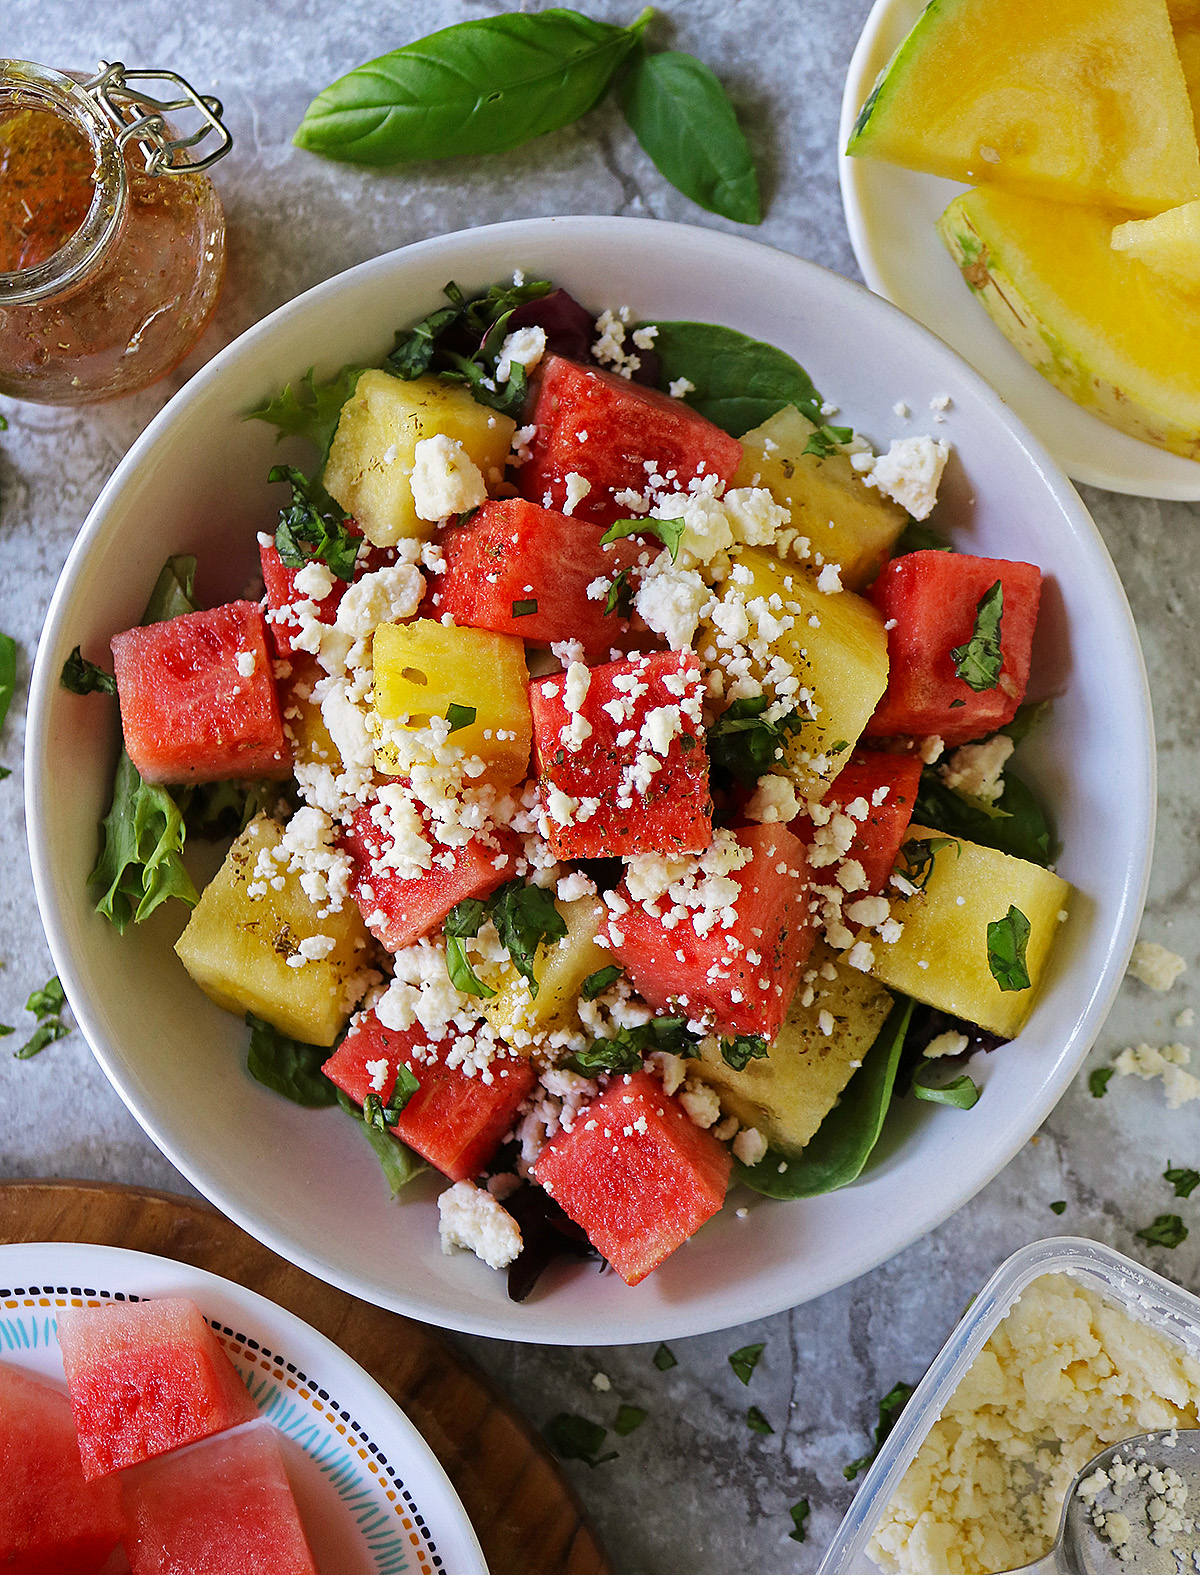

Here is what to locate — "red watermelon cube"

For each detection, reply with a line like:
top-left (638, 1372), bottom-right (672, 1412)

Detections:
top-left (340, 800), bottom-right (520, 953)
top-left (604, 823), bottom-right (815, 1039)
top-left (433, 498), bottom-right (646, 662)
top-left (0, 1364), bottom-right (125, 1575)
top-left (801, 749), bottom-right (924, 894)
top-left (533, 1071), bottom-right (732, 1285)
top-left (323, 1009), bottom-right (536, 1182)
top-left (530, 649), bottom-right (712, 859)
top-left (111, 602), bottom-right (291, 784)
top-left (864, 552), bottom-right (1042, 746)
top-left (122, 1422), bottom-right (318, 1575)
top-left (259, 531), bottom-right (395, 658)
top-left (519, 354), bottom-right (743, 527)
top-left (56, 1297), bottom-right (259, 1480)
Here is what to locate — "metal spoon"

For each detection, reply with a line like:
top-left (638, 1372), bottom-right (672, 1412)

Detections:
top-left (1010, 1427), bottom-right (1200, 1574)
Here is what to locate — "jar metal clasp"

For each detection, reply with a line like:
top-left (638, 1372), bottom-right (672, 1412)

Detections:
top-left (82, 60), bottom-right (232, 176)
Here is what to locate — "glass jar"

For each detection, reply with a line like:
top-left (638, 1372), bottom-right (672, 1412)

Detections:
top-left (0, 60), bottom-right (231, 404)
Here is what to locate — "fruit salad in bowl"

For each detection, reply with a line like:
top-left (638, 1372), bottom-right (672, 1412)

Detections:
top-left (26, 218), bottom-right (1151, 1342)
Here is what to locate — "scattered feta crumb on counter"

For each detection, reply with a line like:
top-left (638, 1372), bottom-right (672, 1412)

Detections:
top-left (1178, 1008), bottom-right (1196, 1030)
top-left (1111, 1043), bottom-right (1200, 1108)
top-left (1128, 941), bottom-right (1187, 993)
top-left (437, 1180), bottom-right (523, 1270)
top-left (591, 1372), bottom-right (612, 1392)
top-left (868, 1274), bottom-right (1200, 1575)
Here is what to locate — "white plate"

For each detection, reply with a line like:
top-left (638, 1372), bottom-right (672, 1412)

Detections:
top-left (838, 0), bottom-right (1200, 500)
top-left (26, 216), bottom-right (1154, 1344)
top-left (0, 1241), bottom-right (487, 1575)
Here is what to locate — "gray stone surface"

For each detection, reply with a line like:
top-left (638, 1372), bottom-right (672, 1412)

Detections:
top-left (1, 3), bottom-right (1199, 1571)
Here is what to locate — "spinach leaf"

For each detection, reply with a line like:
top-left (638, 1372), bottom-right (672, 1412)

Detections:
top-left (600, 515), bottom-right (686, 561)
top-left (89, 752), bottom-right (199, 932)
top-left (0, 632), bottom-right (15, 730)
top-left (294, 9), bottom-right (652, 167)
top-left (142, 554), bottom-right (199, 623)
top-left (620, 48), bottom-right (760, 225)
top-left (707, 695), bottom-right (802, 788)
top-left (951, 581), bottom-right (1004, 692)
top-left (335, 1088), bottom-right (427, 1194)
top-left (987, 906), bottom-right (1031, 992)
top-left (60, 648), bottom-right (117, 697)
top-left (643, 321), bottom-right (825, 438)
top-left (269, 464), bottom-right (361, 582)
top-left (844, 1381), bottom-right (914, 1480)
top-left (735, 996), bottom-right (913, 1199)
top-left (245, 1012), bottom-right (337, 1107)
top-left (246, 364), bottom-right (362, 461)
top-left (913, 766), bottom-right (1054, 867)
top-left (1001, 700), bottom-right (1051, 746)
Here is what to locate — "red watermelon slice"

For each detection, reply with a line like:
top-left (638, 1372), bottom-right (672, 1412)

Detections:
top-left (56, 1298), bottom-right (259, 1480)
top-left (122, 1423), bottom-right (318, 1575)
top-left (0, 1362), bottom-right (125, 1574)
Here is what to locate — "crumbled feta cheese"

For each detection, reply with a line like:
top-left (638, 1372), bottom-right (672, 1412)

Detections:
top-left (733, 1126), bottom-right (768, 1166)
top-left (858, 435), bottom-right (950, 521)
top-left (745, 774), bottom-right (801, 824)
top-left (923, 1030), bottom-right (969, 1060)
top-left (437, 1180), bottom-right (523, 1270)
top-left (1128, 941), bottom-right (1187, 993)
top-left (495, 324), bottom-right (546, 383)
top-left (634, 556), bottom-right (709, 650)
top-left (1112, 1042), bottom-right (1200, 1108)
top-left (679, 1081), bottom-right (721, 1129)
top-left (941, 735), bottom-right (1014, 805)
top-left (816, 563), bottom-right (843, 595)
top-left (669, 376), bottom-right (696, 399)
top-left (294, 561), bottom-right (336, 601)
top-left (410, 434), bottom-right (488, 522)
top-left (365, 1057), bottom-right (390, 1092)
top-left (561, 471), bottom-right (592, 517)
top-left (235, 650), bottom-right (257, 678)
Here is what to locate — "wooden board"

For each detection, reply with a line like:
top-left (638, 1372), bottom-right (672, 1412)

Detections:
top-left (0, 1178), bottom-right (612, 1575)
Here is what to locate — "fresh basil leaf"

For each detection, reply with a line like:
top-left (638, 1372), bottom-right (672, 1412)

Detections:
top-left (26, 977), bottom-right (65, 1019)
top-left (912, 1069), bottom-right (980, 1109)
top-left (708, 695), bottom-right (802, 788)
top-left (16, 1018), bottom-right (70, 1060)
top-left (269, 464), bottom-right (361, 582)
top-left (89, 751), bottom-right (199, 933)
top-left (892, 519), bottom-right (952, 556)
top-left (440, 349), bottom-right (530, 421)
top-left (604, 568), bottom-right (634, 619)
top-left (644, 321), bottom-right (824, 438)
top-left (746, 1405), bottom-right (773, 1435)
top-left (335, 1087), bottom-right (427, 1195)
top-left (460, 276), bottom-right (554, 336)
top-left (1050, 1200), bottom-right (1067, 1215)
top-left (544, 1412), bottom-right (617, 1468)
top-left (445, 702), bottom-right (477, 733)
top-left (728, 1342), bottom-right (764, 1385)
top-left (245, 1012), bottom-right (337, 1108)
top-left (913, 766), bottom-right (1054, 868)
top-left (620, 47), bottom-right (760, 224)
top-left (951, 580), bottom-right (1004, 692)
top-left (294, 9), bottom-right (652, 166)
top-left (445, 897), bottom-right (489, 939)
top-left (387, 304), bottom-right (462, 379)
top-left (581, 965), bottom-right (623, 1001)
top-left (1089, 1066), bottom-right (1114, 1098)
top-left (613, 1403), bottom-right (646, 1436)
top-left (895, 836), bottom-right (960, 893)
top-left (803, 423), bottom-right (854, 459)
top-left (721, 1035), bottom-right (769, 1071)
top-left (141, 555), bottom-right (199, 624)
top-left (563, 1015), bottom-right (701, 1076)
top-left (788, 1500), bottom-right (811, 1544)
top-left (652, 1342), bottom-right (677, 1371)
top-left (600, 515), bottom-right (685, 562)
top-left (1137, 1214), bottom-right (1188, 1250)
top-left (0, 632), bottom-right (16, 730)
top-left (844, 1381), bottom-right (914, 1480)
top-left (60, 647), bottom-right (117, 697)
top-left (736, 996), bottom-right (912, 1199)
top-left (246, 364), bottom-right (362, 461)
top-left (987, 905), bottom-right (1031, 992)
top-left (1165, 1163), bottom-right (1200, 1199)
top-left (446, 936), bottom-right (497, 999)
top-left (490, 881), bottom-right (568, 997)
top-left (511, 598), bottom-right (538, 618)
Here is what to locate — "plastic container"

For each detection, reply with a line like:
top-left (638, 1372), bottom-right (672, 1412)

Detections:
top-left (817, 1237), bottom-right (1200, 1575)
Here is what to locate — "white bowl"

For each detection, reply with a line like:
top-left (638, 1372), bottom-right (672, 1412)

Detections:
top-left (26, 215), bottom-right (1154, 1344)
top-left (839, 0), bottom-right (1200, 501)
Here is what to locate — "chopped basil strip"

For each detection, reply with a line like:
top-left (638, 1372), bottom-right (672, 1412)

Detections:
top-left (708, 695), bottom-right (802, 788)
top-left (544, 1412), bottom-right (617, 1468)
top-left (60, 649), bottom-right (119, 698)
top-left (445, 702), bottom-right (477, 733)
top-left (564, 1016), bottom-right (701, 1076)
top-left (16, 1019), bottom-right (71, 1059)
top-left (362, 1063), bottom-right (420, 1129)
top-left (987, 905), bottom-right (1031, 992)
top-left (489, 881), bottom-right (568, 998)
top-left (892, 519), bottom-right (952, 556)
top-left (604, 568), bottom-right (634, 619)
top-left (788, 1500), bottom-right (811, 1544)
top-left (613, 1404), bottom-right (646, 1437)
top-left (387, 304), bottom-right (461, 379)
top-left (446, 936), bottom-right (496, 999)
top-left (912, 1070), bottom-right (980, 1110)
top-left (746, 1405), bottom-right (773, 1435)
top-left (511, 598), bottom-right (538, 618)
top-left (721, 1035), bottom-right (769, 1072)
top-left (803, 423), bottom-right (853, 459)
top-left (1137, 1214), bottom-right (1188, 1250)
top-left (1050, 1201), bottom-right (1067, 1215)
top-left (600, 515), bottom-right (686, 562)
top-left (1165, 1164), bottom-right (1200, 1199)
top-left (244, 1013), bottom-right (337, 1108)
top-left (728, 1342), bottom-right (765, 1385)
top-left (951, 580), bottom-right (1004, 692)
top-left (844, 1381), bottom-right (914, 1480)
top-left (652, 1342), bottom-right (677, 1371)
top-left (1089, 1066), bottom-right (1114, 1098)
top-left (269, 463), bottom-right (361, 582)
top-left (898, 836), bottom-right (960, 893)
top-left (581, 965), bottom-right (623, 1001)
top-left (335, 1088), bottom-right (427, 1195)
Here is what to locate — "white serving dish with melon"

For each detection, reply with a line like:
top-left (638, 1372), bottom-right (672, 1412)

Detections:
top-left (25, 216), bottom-right (1153, 1343)
top-left (839, 0), bottom-right (1200, 499)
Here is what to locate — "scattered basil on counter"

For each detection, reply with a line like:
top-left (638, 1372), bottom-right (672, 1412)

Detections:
top-left (913, 766), bottom-right (1054, 868)
top-left (580, 964), bottom-right (623, 1000)
top-left (844, 1381), bottom-right (914, 1480)
top-left (544, 1411), bottom-right (617, 1467)
top-left (652, 1342), bottom-right (677, 1370)
top-left (270, 464), bottom-right (361, 582)
top-left (13, 976), bottom-right (72, 1060)
top-left (728, 1341), bottom-right (765, 1385)
top-left (445, 702), bottom-right (477, 732)
top-left (60, 648), bottom-right (118, 697)
top-left (1137, 1214), bottom-right (1188, 1250)
top-left (613, 1403), bottom-right (646, 1436)
top-left (735, 996), bottom-right (913, 1200)
top-left (620, 47), bottom-right (760, 224)
top-left (987, 905), bottom-right (1031, 993)
top-left (746, 1405), bottom-right (773, 1435)
top-left (951, 580), bottom-right (1004, 692)
top-left (247, 363), bottom-right (363, 460)
top-left (0, 632), bottom-right (16, 730)
top-left (335, 1088), bottom-right (427, 1194)
top-left (1050, 1200), bottom-right (1067, 1215)
top-left (721, 1035), bottom-right (769, 1071)
top-left (600, 515), bottom-right (685, 562)
top-left (16, 1019), bottom-right (71, 1060)
top-left (1089, 1066), bottom-right (1114, 1098)
top-left (912, 1069), bottom-right (980, 1110)
top-left (1165, 1164), bottom-right (1200, 1199)
top-left (788, 1500), bottom-right (811, 1544)
top-left (245, 1013), bottom-right (337, 1108)
top-left (707, 695), bottom-right (802, 788)
top-left (25, 978), bottom-right (65, 1018)
top-left (643, 321), bottom-right (824, 437)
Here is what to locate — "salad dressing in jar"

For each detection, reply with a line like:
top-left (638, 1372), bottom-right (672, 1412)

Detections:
top-left (0, 60), bottom-right (231, 404)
